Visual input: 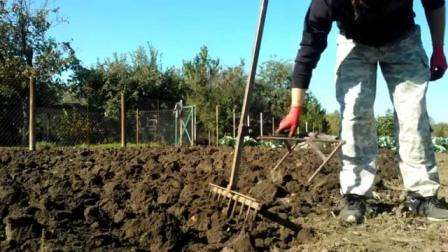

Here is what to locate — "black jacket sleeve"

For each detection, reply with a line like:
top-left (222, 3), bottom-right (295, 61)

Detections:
top-left (292, 0), bottom-right (333, 89)
top-left (421, 0), bottom-right (445, 10)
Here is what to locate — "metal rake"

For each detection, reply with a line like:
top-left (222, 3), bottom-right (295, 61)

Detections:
top-left (209, 0), bottom-right (269, 227)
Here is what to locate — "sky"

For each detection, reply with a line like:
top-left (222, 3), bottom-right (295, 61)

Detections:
top-left (44, 0), bottom-right (448, 122)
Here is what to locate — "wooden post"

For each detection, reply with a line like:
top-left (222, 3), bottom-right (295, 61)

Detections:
top-left (193, 106), bottom-right (197, 145)
top-left (208, 130), bottom-right (211, 146)
top-left (260, 112), bottom-right (263, 137)
top-left (272, 117), bottom-right (275, 136)
top-left (190, 107), bottom-right (194, 146)
top-left (216, 105), bottom-right (219, 146)
top-left (120, 91), bottom-right (127, 148)
top-left (233, 108), bottom-right (236, 138)
top-left (192, 106), bottom-right (197, 144)
top-left (305, 121), bottom-right (308, 134)
top-left (135, 109), bottom-right (140, 145)
top-left (28, 75), bottom-right (35, 151)
top-left (247, 114), bottom-right (250, 127)
top-left (174, 110), bottom-right (178, 146)
top-left (179, 116), bottom-right (183, 146)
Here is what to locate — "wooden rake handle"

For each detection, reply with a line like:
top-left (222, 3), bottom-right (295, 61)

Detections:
top-left (228, 0), bottom-right (269, 190)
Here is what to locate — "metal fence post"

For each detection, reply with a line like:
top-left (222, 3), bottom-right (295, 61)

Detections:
top-left (272, 117), bottom-right (275, 136)
top-left (120, 91), bottom-right (127, 148)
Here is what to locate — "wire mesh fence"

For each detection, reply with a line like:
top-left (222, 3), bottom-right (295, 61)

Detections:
top-left (0, 104), bottom-right (28, 147)
top-left (0, 102), bottom-right (197, 148)
top-left (126, 110), bottom-right (177, 146)
top-left (35, 107), bottom-right (120, 146)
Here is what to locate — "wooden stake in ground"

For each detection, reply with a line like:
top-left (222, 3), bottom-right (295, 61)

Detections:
top-left (135, 109), bottom-right (140, 145)
top-left (233, 108), bottom-right (236, 138)
top-left (272, 117), bottom-right (275, 136)
top-left (120, 91), bottom-right (127, 148)
top-left (216, 105), bottom-right (219, 146)
top-left (191, 107), bottom-right (195, 146)
top-left (208, 130), bottom-right (211, 146)
top-left (260, 112), bottom-right (263, 137)
top-left (29, 75), bottom-right (35, 151)
top-left (194, 106), bottom-right (197, 144)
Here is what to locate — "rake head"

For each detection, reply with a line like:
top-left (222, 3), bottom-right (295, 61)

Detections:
top-left (209, 183), bottom-right (261, 227)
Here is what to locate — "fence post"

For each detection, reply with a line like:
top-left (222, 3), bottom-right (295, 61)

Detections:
top-left (208, 130), bottom-right (211, 146)
top-left (260, 113), bottom-right (263, 137)
top-left (135, 109), bottom-right (140, 145)
top-left (247, 114), bottom-right (250, 127)
top-left (272, 117), bottom-right (275, 136)
top-left (120, 91), bottom-right (127, 148)
top-left (174, 110), bottom-right (178, 146)
top-left (194, 106), bottom-right (197, 144)
top-left (179, 115), bottom-right (183, 146)
top-left (29, 75), bottom-right (35, 151)
top-left (190, 106), bottom-right (195, 146)
top-left (233, 108), bottom-right (236, 138)
top-left (216, 105), bottom-right (219, 146)
top-left (305, 121), bottom-right (308, 134)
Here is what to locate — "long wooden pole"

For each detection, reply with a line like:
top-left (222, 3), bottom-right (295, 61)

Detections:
top-left (216, 105), bottom-right (219, 146)
top-left (135, 109), bottom-right (140, 145)
top-left (194, 106), bottom-right (197, 144)
top-left (233, 108), bottom-right (236, 138)
top-left (208, 130), bottom-right (211, 146)
top-left (121, 91), bottom-right (127, 148)
top-left (28, 75), bottom-right (35, 151)
top-left (228, 0), bottom-right (268, 190)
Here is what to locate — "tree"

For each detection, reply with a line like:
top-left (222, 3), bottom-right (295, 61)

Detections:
top-left (256, 58), bottom-right (291, 124)
top-left (377, 110), bottom-right (394, 137)
top-left (182, 46), bottom-right (221, 132)
top-left (432, 123), bottom-right (448, 137)
top-left (299, 93), bottom-right (329, 134)
top-left (0, 0), bottom-right (77, 145)
top-left (326, 110), bottom-right (341, 136)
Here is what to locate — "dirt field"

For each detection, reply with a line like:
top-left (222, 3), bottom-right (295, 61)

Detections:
top-left (0, 146), bottom-right (447, 251)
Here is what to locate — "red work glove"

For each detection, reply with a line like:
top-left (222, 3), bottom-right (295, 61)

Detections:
top-left (430, 44), bottom-right (447, 81)
top-left (276, 106), bottom-right (302, 137)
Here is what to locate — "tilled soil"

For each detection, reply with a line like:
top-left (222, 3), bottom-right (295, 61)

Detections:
top-left (0, 146), bottom-right (446, 250)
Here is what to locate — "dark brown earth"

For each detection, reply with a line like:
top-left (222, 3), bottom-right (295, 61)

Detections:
top-left (0, 146), bottom-right (447, 251)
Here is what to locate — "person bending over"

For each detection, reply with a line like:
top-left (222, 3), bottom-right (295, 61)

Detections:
top-left (277, 0), bottom-right (448, 224)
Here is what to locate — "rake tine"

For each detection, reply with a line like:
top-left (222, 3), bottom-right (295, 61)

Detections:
top-left (249, 210), bottom-right (257, 230)
top-left (237, 203), bottom-right (245, 223)
top-left (208, 190), bottom-right (212, 198)
top-left (244, 205), bottom-right (252, 223)
top-left (225, 197), bottom-right (233, 215)
top-left (229, 197), bottom-right (239, 219)
top-left (219, 194), bottom-right (225, 204)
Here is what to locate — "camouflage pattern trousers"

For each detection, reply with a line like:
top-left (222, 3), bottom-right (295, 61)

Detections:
top-left (336, 26), bottom-right (440, 197)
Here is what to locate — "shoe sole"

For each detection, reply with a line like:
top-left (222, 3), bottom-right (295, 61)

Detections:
top-left (345, 216), bottom-right (357, 223)
top-left (427, 217), bottom-right (448, 222)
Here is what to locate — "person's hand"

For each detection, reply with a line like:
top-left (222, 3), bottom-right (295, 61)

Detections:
top-left (430, 44), bottom-right (447, 81)
top-left (276, 106), bottom-right (302, 137)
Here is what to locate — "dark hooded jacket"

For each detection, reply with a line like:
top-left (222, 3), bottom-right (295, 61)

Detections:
top-left (293, 0), bottom-right (445, 89)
